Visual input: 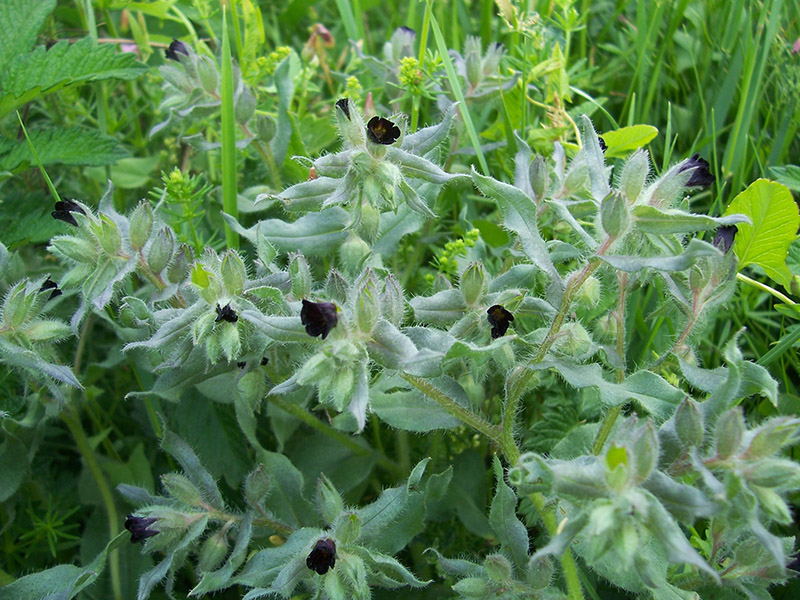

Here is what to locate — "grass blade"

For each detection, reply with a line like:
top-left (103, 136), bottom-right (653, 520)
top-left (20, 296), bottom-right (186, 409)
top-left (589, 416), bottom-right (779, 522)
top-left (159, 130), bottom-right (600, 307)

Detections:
top-left (220, 7), bottom-right (239, 249)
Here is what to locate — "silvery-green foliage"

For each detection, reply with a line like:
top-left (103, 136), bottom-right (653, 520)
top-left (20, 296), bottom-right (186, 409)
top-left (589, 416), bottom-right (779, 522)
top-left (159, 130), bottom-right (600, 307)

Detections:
top-left (448, 35), bottom-right (517, 102)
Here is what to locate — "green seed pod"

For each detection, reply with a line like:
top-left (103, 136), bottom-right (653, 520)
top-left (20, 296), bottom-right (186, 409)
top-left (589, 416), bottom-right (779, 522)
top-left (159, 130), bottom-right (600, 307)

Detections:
top-left (23, 319), bottom-right (71, 342)
top-left (161, 473), bottom-right (203, 507)
top-left (601, 191), bottom-right (630, 239)
top-left (325, 269), bottom-right (350, 305)
top-left (256, 114), bottom-right (277, 143)
top-left (460, 262), bottom-right (487, 307)
top-left (96, 215), bottom-right (122, 255)
top-left (594, 311), bottom-right (618, 342)
top-left (220, 250), bottom-right (246, 296)
top-left (334, 512), bottom-right (361, 546)
top-left (380, 273), bottom-right (405, 326)
top-left (197, 529), bottom-right (229, 572)
top-left (554, 322), bottom-right (593, 357)
top-left (234, 85), bottom-right (256, 124)
top-left (148, 227), bottom-right (175, 273)
top-left (527, 555), bottom-right (553, 590)
top-left (619, 149), bottom-right (649, 203)
top-left (288, 253), bottom-right (312, 300)
top-left (339, 233), bottom-right (371, 276)
top-left (484, 554), bottom-right (512, 583)
top-left (2, 283), bottom-right (33, 328)
top-left (674, 397), bottom-right (704, 448)
top-left (574, 274), bottom-right (602, 309)
top-left (219, 322), bottom-right (241, 361)
top-left (317, 474), bottom-right (344, 526)
top-left (715, 408), bottom-right (744, 460)
top-left (244, 464), bottom-right (271, 509)
top-left (129, 201), bottom-right (154, 251)
top-left (452, 578), bottom-right (489, 598)
top-left (530, 154), bottom-right (548, 203)
top-left (354, 269), bottom-right (380, 335)
top-left (631, 421), bottom-right (659, 483)
top-left (167, 244), bottom-right (192, 284)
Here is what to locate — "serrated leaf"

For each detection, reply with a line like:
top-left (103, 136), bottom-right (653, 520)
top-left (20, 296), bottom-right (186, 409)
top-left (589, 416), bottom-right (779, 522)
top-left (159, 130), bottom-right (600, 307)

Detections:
top-left (0, 38), bottom-right (147, 118)
top-left (489, 458), bottom-right (529, 573)
top-left (724, 179), bottom-right (799, 286)
top-left (601, 125), bottom-right (658, 159)
top-left (0, 126), bottom-right (130, 172)
top-left (0, 0), bottom-right (56, 71)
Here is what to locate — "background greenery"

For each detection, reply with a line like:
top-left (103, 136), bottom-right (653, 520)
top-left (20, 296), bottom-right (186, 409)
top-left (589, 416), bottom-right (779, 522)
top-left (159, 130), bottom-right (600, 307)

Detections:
top-left (1, 0), bottom-right (799, 598)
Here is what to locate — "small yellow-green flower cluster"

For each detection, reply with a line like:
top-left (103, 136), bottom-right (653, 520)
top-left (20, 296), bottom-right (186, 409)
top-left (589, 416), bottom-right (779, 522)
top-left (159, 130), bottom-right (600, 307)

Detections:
top-left (398, 56), bottom-right (423, 91)
top-left (431, 228), bottom-right (480, 279)
top-left (261, 46), bottom-right (292, 76)
top-left (343, 76), bottom-right (363, 104)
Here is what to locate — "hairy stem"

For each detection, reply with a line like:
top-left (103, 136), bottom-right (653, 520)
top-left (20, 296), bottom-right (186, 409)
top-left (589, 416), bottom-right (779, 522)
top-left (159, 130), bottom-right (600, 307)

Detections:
top-left (401, 373), bottom-right (507, 454)
top-left (528, 492), bottom-right (584, 600)
top-left (266, 395), bottom-right (401, 476)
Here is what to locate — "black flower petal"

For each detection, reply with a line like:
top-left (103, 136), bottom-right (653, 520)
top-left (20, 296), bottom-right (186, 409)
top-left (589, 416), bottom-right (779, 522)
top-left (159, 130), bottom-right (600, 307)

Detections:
top-left (124, 514), bottom-right (159, 544)
top-left (39, 276), bottom-right (62, 300)
top-left (301, 300), bottom-right (338, 339)
top-left (215, 303), bottom-right (239, 323)
top-left (306, 538), bottom-right (336, 575)
top-left (51, 199), bottom-right (85, 226)
top-left (366, 116), bottom-right (401, 145)
top-left (679, 153), bottom-right (715, 188)
top-left (237, 361), bottom-right (247, 368)
top-left (165, 39), bottom-right (190, 61)
top-left (335, 98), bottom-right (351, 120)
top-left (713, 225), bottom-right (737, 254)
top-left (487, 304), bottom-right (514, 339)
top-left (261, 356), bottom-right (269, 366)
top-left (598, 136), bottom-right (607, 153)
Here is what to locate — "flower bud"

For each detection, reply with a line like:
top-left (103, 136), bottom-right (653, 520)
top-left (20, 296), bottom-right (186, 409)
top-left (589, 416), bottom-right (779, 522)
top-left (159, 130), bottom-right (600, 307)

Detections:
top-left (741, 417), bottom-right (800, 460)
top-left (148, 227), bottom-right (175, 273)
top-left (289, 253), bottom-right (312, 300)
top-left (746, 459), bottom-right (800, 489)
top-left (24, 320), bottom-right (71, 342)
top-left (452, 578), bottom-right (488, 597)
top-left (751, 485), bottom-right (792, 524)
top-left (220, 250), bottom-right (246, 296)
top-left (354, 269), bottom-right (381, 334)
top-left (2, 284), bottom-right (32, 328)
top-left (673, 397), bottom-right (704, 448)
top-left (334, 512), bottom-right (361, 545)
top-left (196, 55), bottom-right (219, 93)
top-left (564, 164), bottom-right (588, 196)
top-left (631, 421), bottom-right (658, 483)
top-left (601, 191), bottom-right (630, 238)
top-left (460, 262), bottom-right (487, 307)
top-left (162, 473), bottom-right (203, 507)
top-left (574, 275), bottom-right (602, 309)
top-left (335, 98), bottom-right (366, 147)
top-left (484, 554), bottom-right (513, 583)
top-left (244, 464), bottom-right (271, 508)
top-left (234, 85), bottom-right (256, 124)
top-left (715, 408), bottom-right (744, 460)
top-left (50, 236), bottom-right (98, 264)
top-left (339, 233), bottom-right (371, 275)
top-left (167, 244), bottom-right (192, 284)
top-left (327, 366), bottom-right (356, 411)
top-left (325, 269), bottom-right (350, 304)
top-left (300, 300), bottom-right (339, 340)
top-left (358, 202), bottom-right (380, 244)
top-left (619, 149), bottom-right (649, 203)
top-left (197, 529), bottom-right (229, 572)
top-left (129, 201), bottom-right (153, 251)
top-left (465, 40), bottom-right (483, 89)
top-left (594, 311), bottom-right (618, 341)
top-left (306, 538), bottom-right (336, 575)
top-left (317, 474), bottom-right (344, 525)
top-left (380, 273), bottom-right (405, 326)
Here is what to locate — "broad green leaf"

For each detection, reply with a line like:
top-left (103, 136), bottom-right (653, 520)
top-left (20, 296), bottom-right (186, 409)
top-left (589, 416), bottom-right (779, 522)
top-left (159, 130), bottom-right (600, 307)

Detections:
top-left (409, 289), bottom-right (466, 325)
top-left (256, 449), bottom-right (316, 528)
top-left (600, 238), bottom-right (720, 273)
top-left (632, 205), bottom-right (749, 235)
top-left (2, 531), bottom-right (127, 600)
top-left (371, 375), bottom-right (465, 432)
top-left (367, 319), bottom-right (418, 369)
top-left (724, 179), bottom-right (799, 286)
top-left (0, 0), bottom-right (56, 71)
top-left (161, 427), bottom-right (225, 509)
top-left (601, 125), bottom-right (658, 158)
top-left (0, 38), bottom-right (147, 118)
top-left (401, 104), bottom-right (455, 156)
top-left (0, 126), bottom-right (129, 172)
top-left (769, 165), bottom-right (800, 192)
top-left (0, 433), bottom-right (28, 502)
top-left (488, 458), bottom-right (529, 573)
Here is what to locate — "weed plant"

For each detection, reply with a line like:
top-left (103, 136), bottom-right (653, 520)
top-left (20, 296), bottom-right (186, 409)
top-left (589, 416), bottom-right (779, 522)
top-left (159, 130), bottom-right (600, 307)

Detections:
top-left (1, 1), bottom-right (800, 599)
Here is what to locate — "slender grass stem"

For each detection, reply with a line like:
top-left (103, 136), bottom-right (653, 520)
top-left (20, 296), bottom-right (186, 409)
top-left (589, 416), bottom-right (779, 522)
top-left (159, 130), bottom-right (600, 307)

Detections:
top-left (62, 408), bottom-right (122, 600)
top-left (736, 272), bottom-right (796, 306)
top-left (220, 8), bottom-right (239, 249)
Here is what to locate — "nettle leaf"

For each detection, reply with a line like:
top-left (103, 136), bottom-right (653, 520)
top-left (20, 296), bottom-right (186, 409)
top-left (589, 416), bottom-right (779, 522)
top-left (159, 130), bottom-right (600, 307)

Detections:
top-left (0, 126), bottom-right (130, 172)
top-left (601, 124), bottom-right (658, 159)
top-left (0, 0), bottom-right (56, 71)
top-left (2, 531), bottom-right (127, 600)
top-left (601, 238), bottom-right (721, 273)
top-left (724, 179), bottom-right (799, 286)
top-left (488, 458), bottom-right (529, 573)
top-left (632, 205), bottom-right (749, 235)
top-left (0, 38), bottom-right (147, 118)
top-left (530, 360), bottom-right (683, 422)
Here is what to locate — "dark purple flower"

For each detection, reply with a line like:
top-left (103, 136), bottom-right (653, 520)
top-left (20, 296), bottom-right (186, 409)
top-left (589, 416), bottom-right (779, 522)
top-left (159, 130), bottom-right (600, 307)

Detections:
top-left (366, 116), bottom-right (401, 145)
top-left (301, 300), bottom-right (338, 340)
top-left (124, 514), bottom-right (159, 544)
top-left (39, 276), bottom-right (62, 300)
top-left (215, 303), bottom-right (238, 323)
top-left (306, 538), bottom-right (336, 575)
top-left (487, 305), bottom-right (514, 339)
top-left (165, 39), bottom-right (190, 61)
top-left (237, 361), bottom-right (247, 368)
top-left (713, 225), bottom-right (737, 254)
top-left (335, 98), bottom-right (351, 120)
top-left (598, 137), bottom-right (607, 153)
top-left (261, 356), bottom-right (269, 366)
top-left (51, 199), bottom-right (85, 226)
top-left (679, 154), bottom-right (715, 188)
